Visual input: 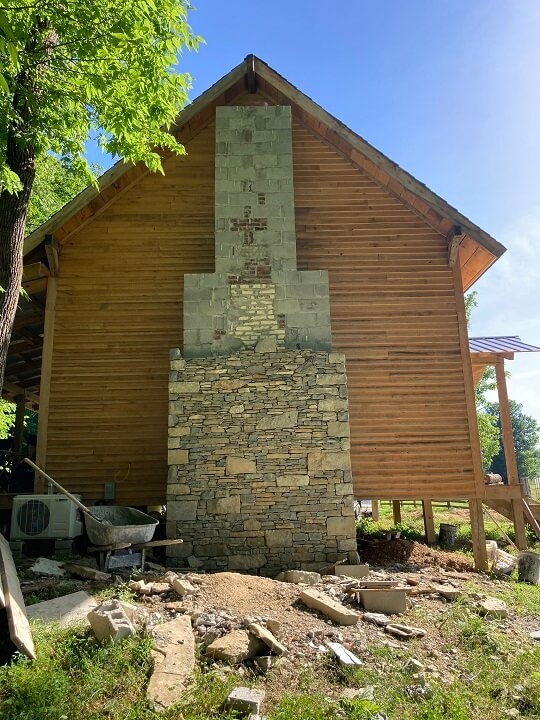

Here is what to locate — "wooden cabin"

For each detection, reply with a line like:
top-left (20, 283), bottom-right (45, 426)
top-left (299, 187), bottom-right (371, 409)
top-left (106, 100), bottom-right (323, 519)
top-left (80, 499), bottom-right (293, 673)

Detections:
top-left (5, 55), bottom-right (531, 570)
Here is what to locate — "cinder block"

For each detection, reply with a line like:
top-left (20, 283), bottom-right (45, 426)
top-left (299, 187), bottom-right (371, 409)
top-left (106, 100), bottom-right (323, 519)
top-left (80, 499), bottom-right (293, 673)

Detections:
top-left (225, 687), bottom-right (266, 716)
top-left (358, 589), bottom-right (408, 615)
top-left (87, 600), bottom-right (136, 643)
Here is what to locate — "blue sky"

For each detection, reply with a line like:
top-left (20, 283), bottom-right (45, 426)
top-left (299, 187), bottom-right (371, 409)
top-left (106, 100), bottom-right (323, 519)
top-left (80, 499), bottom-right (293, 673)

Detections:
top-left (90, 1), bottom-right (540, 422)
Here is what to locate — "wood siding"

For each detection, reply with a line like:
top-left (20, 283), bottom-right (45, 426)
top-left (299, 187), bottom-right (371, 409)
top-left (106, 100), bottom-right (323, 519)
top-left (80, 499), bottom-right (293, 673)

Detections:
top-left (43, 96), bottom-right (477, 504)
top-left (45, 129), bottom-right (215, 506)
top-left (292, 121), bottom-right (477, 500)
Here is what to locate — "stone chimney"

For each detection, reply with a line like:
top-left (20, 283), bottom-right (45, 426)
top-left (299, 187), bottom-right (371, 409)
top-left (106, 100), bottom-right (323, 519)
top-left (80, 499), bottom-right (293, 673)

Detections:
top-left (167, 106), bottom-right (356, 574)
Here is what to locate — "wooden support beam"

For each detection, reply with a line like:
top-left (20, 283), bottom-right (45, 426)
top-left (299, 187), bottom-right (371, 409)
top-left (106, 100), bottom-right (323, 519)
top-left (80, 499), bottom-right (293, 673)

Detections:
top-left (392, 500), bottom-right (402, 525)
top-left (12, 395), bottom-right (25, 464)
top-left (495, 362), bottom-right (519, 486)
top-left (470, 500), bottom-right (488, 571)
top-left (494, 361), bottom-right (527, 549)
top-left (35, 276), bottom-right (56, 492)
top-left (44, 235), bottom-right (59, 277)
top-left (371, 500), bottom-right (379, 522)
top-left (511, 498), bottom-right (528, 550)
top-left (22, 262), bottom-right (49, 282)
top-left (2, 383), bottom-right (39, 406)
top-left (422, 500), bottom-right (436, 545)
top-left (447, 226), bottom-right (463, 267)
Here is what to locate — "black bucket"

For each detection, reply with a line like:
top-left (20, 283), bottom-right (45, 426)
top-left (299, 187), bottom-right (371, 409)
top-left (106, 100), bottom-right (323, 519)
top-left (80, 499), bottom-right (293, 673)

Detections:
top-left (438, 523), bottom-right (457, 549)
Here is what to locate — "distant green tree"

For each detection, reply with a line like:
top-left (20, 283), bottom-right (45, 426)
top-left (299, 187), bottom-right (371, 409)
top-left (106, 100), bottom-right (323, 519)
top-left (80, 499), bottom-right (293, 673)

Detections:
top-left (26, 154), bottom-right (103, 235)
top-left (465, 291), bottom-right (500, 468)
top-left (0, 398), bottom-right (15, 439)
top-left (486, 400), bottom-right (540, 480)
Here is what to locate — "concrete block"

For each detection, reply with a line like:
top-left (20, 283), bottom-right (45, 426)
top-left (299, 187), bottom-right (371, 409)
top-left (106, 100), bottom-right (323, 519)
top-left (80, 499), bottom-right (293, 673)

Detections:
top-left (87, 600), bottom-right (136, 643)
top-left (335, 564), bottom-right (369, 579)
top-left (299, 588), bottom-right (359, 625)
top-left (357, 589), bottom-right (408, 615)
top-left (225, 687), bottom-right (266, 716)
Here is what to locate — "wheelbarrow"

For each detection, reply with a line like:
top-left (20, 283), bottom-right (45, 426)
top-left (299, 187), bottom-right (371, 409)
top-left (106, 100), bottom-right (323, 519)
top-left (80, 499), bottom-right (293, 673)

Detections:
top-left (24, 459), bottom-right (181, 570)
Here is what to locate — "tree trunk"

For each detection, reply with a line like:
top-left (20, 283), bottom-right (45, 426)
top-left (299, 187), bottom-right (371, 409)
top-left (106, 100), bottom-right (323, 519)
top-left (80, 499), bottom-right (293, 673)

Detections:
top-left (0, 130), bottom-right (36, 393)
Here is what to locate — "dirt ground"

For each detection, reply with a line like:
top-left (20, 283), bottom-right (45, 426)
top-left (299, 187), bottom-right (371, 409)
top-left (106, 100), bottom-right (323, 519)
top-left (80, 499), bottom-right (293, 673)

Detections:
top-left (21, 539), bottom-right (539, 712)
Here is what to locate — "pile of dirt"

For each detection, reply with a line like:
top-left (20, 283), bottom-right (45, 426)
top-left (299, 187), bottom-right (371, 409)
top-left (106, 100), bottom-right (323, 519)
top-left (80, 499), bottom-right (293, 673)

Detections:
top-left (188, 571), bottom-right (344, 643)
top-left (358, 539), bottom-right (474, 572)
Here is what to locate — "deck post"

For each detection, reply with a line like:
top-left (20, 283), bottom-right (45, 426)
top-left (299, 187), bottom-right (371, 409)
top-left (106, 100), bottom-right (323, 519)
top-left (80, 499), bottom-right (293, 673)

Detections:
top-left (392, 500), bottom-right (402, 525)
top-left (35, 275), bottom-right (57, 492)
top-left (371, 500), bottom-right (379, 522)
top-left (422, 500), bottom-right (436, 544)
top-left (469, 499), bottom-right (488, 570)
top-left (495, 361), bottom-right (528, 550)
top-left (12, 395), bottom-right (26, 464)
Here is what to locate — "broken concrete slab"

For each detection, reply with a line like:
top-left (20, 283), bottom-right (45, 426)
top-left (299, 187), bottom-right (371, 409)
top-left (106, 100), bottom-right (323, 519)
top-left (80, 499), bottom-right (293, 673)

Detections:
top-left (206, 630), bottom-right (267, 664)
top-left (248, 622), bottom-right (288, 655)
top-left (299, 588), bottom-right (359, 625)
top-left (63, 563), bottom-right (111, 581)
top-left (334, 564), bottom-right (369, 579)
top-left (357, 589), bottom-right (407, 615)
top-left (29, 557), bottom-right (65, 577)
top-left (147, 614), bottom-right (195, 710)
top-left (26, 590), bottom-right (98, 626)
top-left (225, 687), bottom-right (265, 716)
top-left (326, 641), bottom-right (362, 665)
top-left (87, 600), bottom-right (136, 643)
top-left (479, 597), bottom-right (508, 618)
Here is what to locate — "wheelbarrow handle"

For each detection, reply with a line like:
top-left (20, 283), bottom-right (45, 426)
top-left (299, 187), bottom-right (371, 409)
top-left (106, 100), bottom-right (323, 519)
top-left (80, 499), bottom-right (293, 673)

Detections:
top-left (23, 458), bottom-right (99, 520)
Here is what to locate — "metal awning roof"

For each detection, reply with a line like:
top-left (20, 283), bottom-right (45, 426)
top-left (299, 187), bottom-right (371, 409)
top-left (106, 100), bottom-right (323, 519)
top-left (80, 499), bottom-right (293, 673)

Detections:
top-left (469, 336), bottom-right (540, 354)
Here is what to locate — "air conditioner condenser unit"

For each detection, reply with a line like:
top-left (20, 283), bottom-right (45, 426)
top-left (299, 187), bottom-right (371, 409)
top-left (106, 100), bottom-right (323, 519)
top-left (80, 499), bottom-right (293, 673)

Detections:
top-left (10, 494), bottom-right (83, 540)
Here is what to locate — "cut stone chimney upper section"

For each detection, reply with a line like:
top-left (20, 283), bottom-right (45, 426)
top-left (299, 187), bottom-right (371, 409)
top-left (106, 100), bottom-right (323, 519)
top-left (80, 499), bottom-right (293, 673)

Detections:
top-left (183, 105), bottom-right (332, 358)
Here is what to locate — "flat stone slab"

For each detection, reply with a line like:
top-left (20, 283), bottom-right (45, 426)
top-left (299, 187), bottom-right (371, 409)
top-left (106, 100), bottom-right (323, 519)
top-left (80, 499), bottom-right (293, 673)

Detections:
top-left (358, 589), bottom-right (407, 615)
top-left (479, 597), bottom-right (508, 618)
top-left (530, 630), bottom-right (540, 640)
top-left (148, 615), bottom-right (196, 710)
top-left (299, 588), bottom-right (359, 625)
top-left (430, 584), bottom-right (461, 601)
top-left (335, 564), bottom-right (369, 579)
top-left (26, 590), bottom-right (98, 626)
top-left (206, 629), bottom-right (267, 664)
top-left (248, 623), bottom-right (288, 655)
